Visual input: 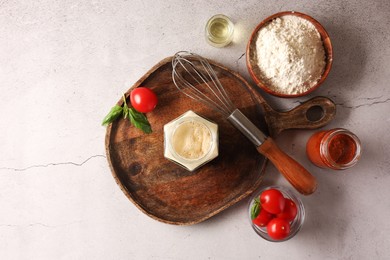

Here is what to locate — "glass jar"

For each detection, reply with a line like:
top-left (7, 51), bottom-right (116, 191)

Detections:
top-left (164, 110), bottom-right (218, 171)
top-left (306, 128), bottom-right (362, 170)
top-left (205, 14), bottom-right (234, 47)
top-left (248, 186), bottom-right (305, 242)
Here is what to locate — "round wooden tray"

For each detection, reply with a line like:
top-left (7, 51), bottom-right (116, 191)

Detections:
top-left (105, 57), bottom-right (336, 225)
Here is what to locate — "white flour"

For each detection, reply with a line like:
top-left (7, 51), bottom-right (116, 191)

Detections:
top-left (255, 15), bottom-right (326, 95)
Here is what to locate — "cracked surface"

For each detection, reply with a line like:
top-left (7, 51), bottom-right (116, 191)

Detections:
top-left (336, 97), bottom-right (390, 109)
top-left (292, 96), bottom-right (390, 110)
top-left (1, 0), bottom-right (390, 259)
top-left (0, 155), bottom-right (105, 172)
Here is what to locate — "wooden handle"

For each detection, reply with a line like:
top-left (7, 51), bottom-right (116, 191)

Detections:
top-left (258, 137), bottom-right (317, 195)
top-left (264, 96), bottom-right (336, 136)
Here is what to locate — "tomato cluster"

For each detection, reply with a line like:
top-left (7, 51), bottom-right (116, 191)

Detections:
top-left (251, 188), bottom-right (298, 240)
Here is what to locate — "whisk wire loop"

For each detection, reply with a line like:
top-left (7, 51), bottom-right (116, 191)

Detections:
top-left (172, 51), bottom-right (236, 117)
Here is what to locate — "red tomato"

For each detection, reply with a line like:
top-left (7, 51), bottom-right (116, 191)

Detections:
top-left (130, 87), bottom-right (158, 113)
top-left (252, 208), bottom-right (274, 227)
top-left (267, 218), bottom-right (291, 240)
top-left (277, 198), bottom-right (298, 222)
top-left (260, 189), bottom-right (286, 214)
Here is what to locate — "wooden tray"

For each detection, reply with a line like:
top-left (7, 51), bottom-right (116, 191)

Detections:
top-left (105, 57), bottom-right (336, 225)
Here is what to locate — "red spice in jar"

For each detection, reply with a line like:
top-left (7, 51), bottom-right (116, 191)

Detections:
top-left (306, 128), bottom-right (361, 170)
top-left (327, 134), bottom-right (357, 165)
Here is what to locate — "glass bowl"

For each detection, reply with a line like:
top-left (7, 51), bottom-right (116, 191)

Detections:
top-left (248, 186), bottom-right (305, 242)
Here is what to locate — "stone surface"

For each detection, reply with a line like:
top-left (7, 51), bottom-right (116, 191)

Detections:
top-left (0, 0), bottom-right (389, 259)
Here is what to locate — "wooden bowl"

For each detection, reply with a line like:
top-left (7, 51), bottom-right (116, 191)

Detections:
top-left (246, 11), bottom-right (333, 98)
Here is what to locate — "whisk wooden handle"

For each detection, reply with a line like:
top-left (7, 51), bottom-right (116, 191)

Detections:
top-left (257, 137), bottom-right (317, 195)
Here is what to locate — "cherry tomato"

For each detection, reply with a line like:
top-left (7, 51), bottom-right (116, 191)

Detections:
top-left (260, 189), bottom-right (286, 214)
top-left (267, 218), bottom-right (291, 240)
top-left (277, 198), bottom-right (298, 222)
top-left (130, 87), bottom-right (158, 113)
top-left (253, 208), bottom-right (274, 227)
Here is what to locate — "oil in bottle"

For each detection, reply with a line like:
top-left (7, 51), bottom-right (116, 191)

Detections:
top-left (205, 14), bottom-right (234, 47)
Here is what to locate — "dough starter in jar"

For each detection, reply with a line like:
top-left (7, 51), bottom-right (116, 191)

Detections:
top-left (172, 120), bottom-right (212, 160)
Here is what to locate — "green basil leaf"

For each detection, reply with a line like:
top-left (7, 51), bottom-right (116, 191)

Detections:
top-left (102, 93), bottom-right (153, 134)
top-left (129, 108), bottom-right (152, 134)
top-left (102, 105), bottom-right (123, 126)
top-left (250, 198), bottom-right (260, 220)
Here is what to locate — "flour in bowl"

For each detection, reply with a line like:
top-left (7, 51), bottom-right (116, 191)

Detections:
top-left (255, 15), bottom-right (326, 95)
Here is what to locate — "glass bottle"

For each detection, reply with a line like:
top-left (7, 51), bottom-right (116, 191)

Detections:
top-left (306, 128), bottom-right (362, 170)
top-left (164, 110), bottom-right (218, 172)
top-left (205, 14), bottom-right (234, 47)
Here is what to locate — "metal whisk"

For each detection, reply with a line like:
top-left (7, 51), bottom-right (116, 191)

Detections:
top-left (172, 51), bottom-right (317, 195)
top-left (172, 51), bottom-right (235, 118)
top-left (172, 51), bottom-right (267, 147)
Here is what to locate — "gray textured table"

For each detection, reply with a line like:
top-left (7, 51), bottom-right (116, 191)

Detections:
top-left (1, 0), bottom-right (389, 259)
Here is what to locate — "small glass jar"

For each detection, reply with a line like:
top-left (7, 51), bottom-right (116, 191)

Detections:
top-left (205, 14), bottom-right (234, 47)
top-left (306, 128), bottom-right (362, 170)
top-left (248, 186), bottom-right (305, 242)
top-left (164, 110), bottom-right (218, 171)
